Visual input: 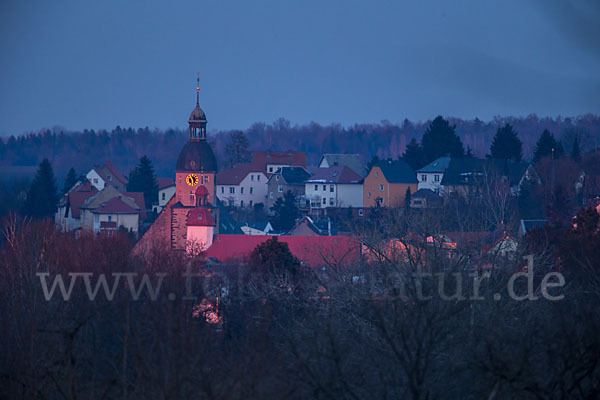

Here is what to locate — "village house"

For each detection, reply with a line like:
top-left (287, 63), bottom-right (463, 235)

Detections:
top-left (304, 166), bottom-right (363, 209)
top-left (153, 177), bottom-right (176, 213)
top-left (363, 159), bottom-right (418, 207)
top-left (266, 166), bottom-right (311, 208)
top-left (416, 156), bottom-right (451, 194)
top-left (251, 150), bottom-right (306, 174)
top-left (318, 154), bottom-right (368, 177)
top-left (216, 163), bottom-right (268, 208)
top-left (86, 161), bottom-right (129, 192)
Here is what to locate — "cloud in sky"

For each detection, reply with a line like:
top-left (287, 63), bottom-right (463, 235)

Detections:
top-left (0, 0), bottom-right (598, 135)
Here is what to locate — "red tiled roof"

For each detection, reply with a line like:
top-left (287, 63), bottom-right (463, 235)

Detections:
top-left (306, 166), bottom-right (363, 184)
top-left (68, 189), bottom-right (98, 218)
top-left (102, 161), bottom-right (128, 185)
top-left (216, 163), bottom-right (261, 185)
top-left (92, 197), bottom-right (139, 214)
top-left (205, 234), bottom-right (360, 267)
top-left (157, 177), bottom-right (175, 190)
top-left (187, 208), bottom-right (216, 226)
top-left (251, 150), bottom-right (306, 172)
top-left (123, 192), bottom-right (146, 219)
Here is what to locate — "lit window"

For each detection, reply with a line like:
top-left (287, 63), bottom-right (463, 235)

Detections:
top-left (380, 184), bottom-right (384, 191)
top-left (422, 174), bottom-right (427, 182)
top-left (330, 185), bottom-right (334, 192)
top-left (278, 185), bottom-right (283, 192)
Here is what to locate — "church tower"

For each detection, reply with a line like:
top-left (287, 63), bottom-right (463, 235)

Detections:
top-left (174, 77), bottom-right (217, 206)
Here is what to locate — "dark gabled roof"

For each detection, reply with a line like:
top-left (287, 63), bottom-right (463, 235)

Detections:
top-left (251, 150), bottom-right (306, 172)
top-left (216, 163), bottom-right (264, 185)
top-left (279, 166), bottom-right (312, 185)
top-left (157, 177), bottom-right (175, 190)
top-left (441, 158), bottom-right (533, 187)
top-left (412, 189), bottom-right (439, 199)
top-left (91, 197), bottom-right (139, 214)
top-left (374, 159), bottom-right (418, 183)
top-left (319, 154), bottom-right (368, 177)
top-left (306, 166), bottom-right (363, 184)
top-left (416, 156), bottom-right (451, 173)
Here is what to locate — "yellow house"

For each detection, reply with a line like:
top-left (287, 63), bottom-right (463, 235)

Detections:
top-left (363, 159), bottom-right (418, 207)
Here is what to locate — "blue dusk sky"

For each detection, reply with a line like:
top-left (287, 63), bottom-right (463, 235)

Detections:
top-left (0, 0), bottom-right (598, 135)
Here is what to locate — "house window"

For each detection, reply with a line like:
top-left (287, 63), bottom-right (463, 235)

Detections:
top-left (276, 175), bottom-right (280, 181)
top-left (162, 192), bottom-right (166, 200)
top-left (376, 171), bottom-right (379, 177)
top-left (421, 174), bottom-right (427, 182)
top-left (221, 187), bottom-right (224, 194)
top-left (368, 192), bottom-right (371, 198)
top-left (380, 184), bottom-right (384, 191)
top-left (269, 167), bottom-right (273, 173)
top-left (322, 197), bottom-right (327, 205)
top-left (205, 175), bottom-right (209, 183)
top-left (229, 187), bottom-right (235, 194)
top-left (434, 174), bottom-right (440, 182)
top-left (249, 200), bottom-right (253, 206)
top-left (190, 191), bottom-right (194, 202)
top-left (257, 175), bottom-right (261, 181)
top-left (330, 185), bottom-right (334, 192)
top-left (251, 175), bottom-right (254, 181)
top-left (228, 199), bottom-right (234, 206)
top-left (108, 215), bottom-right (112, 222)
top-left (329, 198), bottom-right (334, 206)
top-left (270, 192), bottom-right (273, 199)
top-left (250, 187), bottom-right (254, 194)
top-left (241, 187), bottom-right (244, 194)
top-left (314, 185), bottom-right (318, 191)
top-left (358, 209), bottom-right (364, 216)
top-left (93, 178), bottom-right (98, 184)
top-left (107, 175), bottom-right (112, 181)
top-left (240, 200), bottom-right (244, 207)
top-left (323, 185), bottom-right (326, 191)
top-left (278, 185), bottom-right (283, 192)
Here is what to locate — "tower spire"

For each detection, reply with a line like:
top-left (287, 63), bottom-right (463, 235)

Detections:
top-left (196, 72), bottom-right (200, 106)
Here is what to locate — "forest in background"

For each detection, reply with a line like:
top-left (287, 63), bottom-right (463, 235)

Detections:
top-left (1, 114), bottom-right (599, 181)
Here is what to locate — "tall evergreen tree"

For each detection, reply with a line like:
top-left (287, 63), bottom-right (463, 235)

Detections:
top-left (367, 155), bottom-right (381, 171)
top-left (127, 155), bottom-right (158, 209)
top-left (62, 167), bottom-right (78, 195)
top-left (533, 129), bottom-right (563, 162)
top-left (421, 116), bottom-right (464, 165)
top-left (270, 190), bottom-right (300, 231)
top-left (225, 130), bottom-right (250, 167)
top-left (489, 124), bottom-right (523, 162)
top-left (402, 138), bottom-right (425, 170)
top-left (22, 158), bottom-right (58, 219)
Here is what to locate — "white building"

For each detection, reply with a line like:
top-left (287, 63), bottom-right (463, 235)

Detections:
top-left (153, 177), bottom-right (176, 213)
top-left (216, 163), bottom-right (268, 207)
top-left (416, 156), bottom-right (451, 194)
top-left (304, 166), bottom-right (363, 209)
top-left (86, 161), bottom-right (129, 192)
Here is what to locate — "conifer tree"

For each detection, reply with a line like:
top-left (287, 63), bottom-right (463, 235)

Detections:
top-left (490, 124), bottom-right (523, 162)
top-left (570, 136), bottom-right (581, 162)
top-left (421, 116), bottom-right (464, 165)
top-left (533, 129), bottom-right (563, 162)
top-left (22, 158), bottom-right (59, 219)
top-left (127, 156), bottom-right (158, 209)
top-left (62, 167), bottom-right (78, 195)
top-left (402, 138), bottom-right (425, 170)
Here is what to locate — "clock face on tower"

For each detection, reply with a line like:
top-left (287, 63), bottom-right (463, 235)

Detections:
top-left (185, 174), bottom-right (199, 186)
